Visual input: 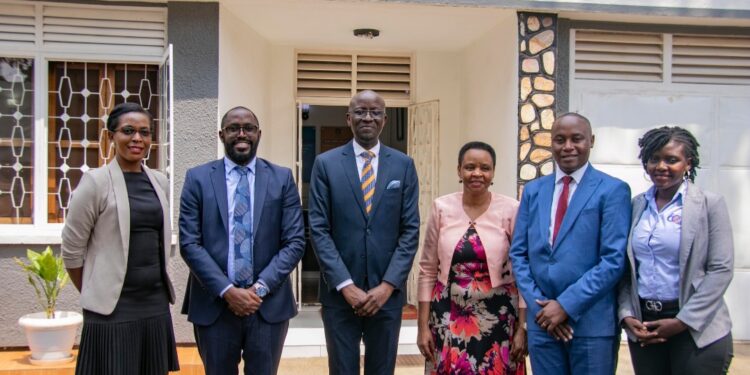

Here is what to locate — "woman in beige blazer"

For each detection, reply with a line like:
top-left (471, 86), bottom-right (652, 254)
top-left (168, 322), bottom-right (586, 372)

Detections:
top-left (62, 102), bottom-right (178, 375)
top-left (417, 141), bottom-right (527, 374)
top-left (618, 126), bottom-right (734, 374)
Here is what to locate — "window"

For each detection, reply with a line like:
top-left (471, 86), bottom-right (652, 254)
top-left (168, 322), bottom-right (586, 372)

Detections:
top-left (0, 1), bottom-right (171, 242)
top-left (0, 58), bottom-right (34, 224)
top-left (47, 61), bottom-right (163, 223)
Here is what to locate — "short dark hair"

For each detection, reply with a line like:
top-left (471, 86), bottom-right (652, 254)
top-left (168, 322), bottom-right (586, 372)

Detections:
top-left (221, 106), bottom-right (259, 128)
top-left (458, 141), bottom-right (496, 168)
top-left (554, 112), bottom-right (592, 133)
top-left (638, 126), bottom-right (700, 182)
top-left (106, 102), bottom-right (153, 132)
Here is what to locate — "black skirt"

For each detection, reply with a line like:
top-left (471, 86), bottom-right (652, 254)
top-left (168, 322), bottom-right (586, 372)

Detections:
top-left (75, 312), bottom-right (179, 375)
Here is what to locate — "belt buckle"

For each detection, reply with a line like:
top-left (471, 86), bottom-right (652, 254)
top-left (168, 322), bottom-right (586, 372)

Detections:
top-left (645, 300), bottom-right (663, 312)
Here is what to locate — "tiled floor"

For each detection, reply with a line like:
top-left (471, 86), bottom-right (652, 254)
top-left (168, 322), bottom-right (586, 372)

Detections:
top-left (1, 342), bottom-right (748, 374)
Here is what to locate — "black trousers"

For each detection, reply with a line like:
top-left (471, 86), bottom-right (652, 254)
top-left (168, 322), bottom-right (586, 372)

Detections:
top-left (628, 305), bottom-right (733, 375)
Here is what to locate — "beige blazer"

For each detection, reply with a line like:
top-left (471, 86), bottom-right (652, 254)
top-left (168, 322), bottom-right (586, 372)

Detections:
top-left (417, 192), bottom-right (525, 307)
top-left (618, 183), bottom-right (734, 348)
top-left (62, 161), bottom-right (175, 315)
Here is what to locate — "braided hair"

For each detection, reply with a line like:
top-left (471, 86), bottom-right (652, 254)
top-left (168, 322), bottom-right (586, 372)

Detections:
top-left (637, 126), bottom-right (700, 182)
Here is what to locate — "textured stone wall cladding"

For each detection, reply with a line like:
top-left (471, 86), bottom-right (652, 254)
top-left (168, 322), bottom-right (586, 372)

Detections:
top-left (518, 12), bottom-right (558, 198)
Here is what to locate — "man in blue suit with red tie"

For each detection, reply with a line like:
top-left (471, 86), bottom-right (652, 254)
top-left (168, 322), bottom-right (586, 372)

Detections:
top-left (510, 113), bottom-right (631, 375)
top-left (309, 90), bottom-right (420, 375)
top-left (179, 106), bottom-right (305, 375)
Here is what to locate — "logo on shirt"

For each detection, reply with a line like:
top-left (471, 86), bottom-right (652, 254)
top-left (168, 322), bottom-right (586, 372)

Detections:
top-left (667, 213), bottom-right (681, 225)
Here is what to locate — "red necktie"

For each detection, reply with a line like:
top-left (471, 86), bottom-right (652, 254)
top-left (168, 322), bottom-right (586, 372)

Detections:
top-left (553, 176), bottom-right (572, 244)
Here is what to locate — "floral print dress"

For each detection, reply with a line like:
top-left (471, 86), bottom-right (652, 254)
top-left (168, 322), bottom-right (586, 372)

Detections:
top-left (427, 224), bottom-right (525, 375)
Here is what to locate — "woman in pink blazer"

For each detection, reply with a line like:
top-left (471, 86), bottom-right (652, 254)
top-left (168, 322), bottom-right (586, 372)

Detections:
top-left (417, 141), bottom-right (527, 374)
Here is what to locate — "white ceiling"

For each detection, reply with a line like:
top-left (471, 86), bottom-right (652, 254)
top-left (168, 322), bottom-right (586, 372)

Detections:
top-left (218, 0), bottom-right (750, 51)
top-left (219, 0), bottom-right (513, 51)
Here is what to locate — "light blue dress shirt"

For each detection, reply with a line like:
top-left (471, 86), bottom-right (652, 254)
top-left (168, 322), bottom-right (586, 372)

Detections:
top-left (220, 156), bottom-right (258, 297)
top-left (631, 181), bottom-right (686, 301)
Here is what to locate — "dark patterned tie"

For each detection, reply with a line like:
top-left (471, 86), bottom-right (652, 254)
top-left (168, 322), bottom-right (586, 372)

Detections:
top-left (360, 151), bottom-right (376, 215)
top-left (233, 166), bottom-right (253, 287)
top-left (553, 175), bottom-right (572, 244)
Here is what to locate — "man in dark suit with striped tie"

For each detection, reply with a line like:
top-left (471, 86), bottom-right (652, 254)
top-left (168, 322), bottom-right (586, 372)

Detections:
top-left (309, 90), bottom-right (420, 375)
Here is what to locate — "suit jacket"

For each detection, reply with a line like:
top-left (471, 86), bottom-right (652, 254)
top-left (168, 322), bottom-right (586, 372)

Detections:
top-left (417, 192), bottom-right (525, 307)
top-left (309, 141), bottom-right (420, 309)
top-left (62, 161), bottom-right (175, 315)
top-left (179, 158), bottom-right (305, 326)
top-left (510, 165), bottom-right (631, 337)
top-left (618, 183), bottom-right (734, 348)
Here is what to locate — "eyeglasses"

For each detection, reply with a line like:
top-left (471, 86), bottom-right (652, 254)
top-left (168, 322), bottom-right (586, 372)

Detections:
top-left (351, 109), bottom-right (384, 119)
top-left (116, 126), bottom-right (152, 138)
top-left (223, 125), bottom-right (259, 135)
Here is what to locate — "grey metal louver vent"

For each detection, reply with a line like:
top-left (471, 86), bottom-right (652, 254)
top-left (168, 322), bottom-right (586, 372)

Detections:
top-left (0, 2), bottom-right (166, 57)
top-left (672, 34), bottom-right (750, 85)
top-left (575, 30), bottom-right (663, 82)
top-left (42, 5), bottom-right (166, 56)
top-left (0, 3), bottom-right (36, 48)
top-left (296, 52), bottom-right (412, 102)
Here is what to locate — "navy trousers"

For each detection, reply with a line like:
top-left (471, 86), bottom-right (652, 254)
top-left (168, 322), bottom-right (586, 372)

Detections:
top-left (321, 306), bottom-right (402, 375)
top-left (528, 329), bottom-right (619, 375)
top-left (194, 308), bottom-right (289, 375)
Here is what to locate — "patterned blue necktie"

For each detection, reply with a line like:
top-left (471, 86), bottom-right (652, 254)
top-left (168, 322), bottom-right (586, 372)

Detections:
top-left (233, 166), bottom-right (253, 287)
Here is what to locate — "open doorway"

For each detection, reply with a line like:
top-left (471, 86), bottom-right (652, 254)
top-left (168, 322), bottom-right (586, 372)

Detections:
top-left (298, 104), bottom-right (408, 306)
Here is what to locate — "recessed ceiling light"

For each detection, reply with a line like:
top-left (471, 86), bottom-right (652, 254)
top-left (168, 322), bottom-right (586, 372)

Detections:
top-left (353, 28), bottom-right (380, 39)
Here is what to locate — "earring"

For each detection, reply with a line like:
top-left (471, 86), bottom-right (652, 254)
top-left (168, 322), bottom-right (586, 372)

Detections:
top-left (459, 180), bottom-right (463, 184)
top-left (490, 182), bottom-right (494, 186)
top-left (643, 171), bottom-right (651, 182)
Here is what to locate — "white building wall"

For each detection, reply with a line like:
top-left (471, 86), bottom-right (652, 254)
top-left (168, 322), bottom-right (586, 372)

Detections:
top-left (414, 50), bottom-right (462, 197)
top-left (460, 16), bottom-right (520, 199)
top-left (219, 4), bottom-right (271, 158)
top-left (267, 46), bottom-right (297, 168)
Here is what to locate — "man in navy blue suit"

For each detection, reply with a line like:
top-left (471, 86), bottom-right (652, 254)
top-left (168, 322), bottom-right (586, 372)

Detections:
top-left (309, 90), bottom-right (420, 375)
top-left (179, 106), bottom-right (305, 375)
top-left (510, 113), bottom-right (631, 375)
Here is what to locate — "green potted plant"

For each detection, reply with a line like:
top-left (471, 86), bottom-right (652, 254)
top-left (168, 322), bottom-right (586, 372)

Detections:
top-left (15, 246), bottom-right (82, 365)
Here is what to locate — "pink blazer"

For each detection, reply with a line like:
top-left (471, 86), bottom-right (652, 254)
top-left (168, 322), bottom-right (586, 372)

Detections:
top-left (417, 192), bottom-right (524, 307)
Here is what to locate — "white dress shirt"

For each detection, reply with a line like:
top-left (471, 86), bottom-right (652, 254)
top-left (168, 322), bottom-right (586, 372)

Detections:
top-left (549, 163), bottom-right (589, 245)
top-left (336, 141), bottom-right (381, 291)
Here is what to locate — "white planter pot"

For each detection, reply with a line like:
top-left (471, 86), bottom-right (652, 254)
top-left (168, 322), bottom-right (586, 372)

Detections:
top-left (18, 311), bottom-right (83, 365)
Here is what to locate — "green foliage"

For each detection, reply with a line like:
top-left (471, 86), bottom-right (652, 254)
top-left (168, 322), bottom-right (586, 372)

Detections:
top-left (14, 246), bottom-right (69, 319)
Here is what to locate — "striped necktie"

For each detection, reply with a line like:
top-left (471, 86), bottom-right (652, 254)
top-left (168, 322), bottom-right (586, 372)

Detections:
top-left (233, 166), bottom-right (253, 287)
top-left (360, 151), bottom-right (376, 215)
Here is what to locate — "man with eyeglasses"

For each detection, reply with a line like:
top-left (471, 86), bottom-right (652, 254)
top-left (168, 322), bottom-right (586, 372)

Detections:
top-left (309, 90), bottom-right (420, 374)
top-left (179, 106), bottom-right (305, 375)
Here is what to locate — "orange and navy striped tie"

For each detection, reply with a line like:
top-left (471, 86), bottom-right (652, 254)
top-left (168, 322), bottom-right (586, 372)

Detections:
top-left (360, 151), bottom-right (376, 215)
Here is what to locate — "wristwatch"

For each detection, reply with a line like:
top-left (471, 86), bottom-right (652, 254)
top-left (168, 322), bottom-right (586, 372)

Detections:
top-left (253, 283), bottom-right (269, 298)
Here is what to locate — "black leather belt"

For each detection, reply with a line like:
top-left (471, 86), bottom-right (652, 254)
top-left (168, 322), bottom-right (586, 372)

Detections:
top-left (640, 298), bottom-right (678, 313)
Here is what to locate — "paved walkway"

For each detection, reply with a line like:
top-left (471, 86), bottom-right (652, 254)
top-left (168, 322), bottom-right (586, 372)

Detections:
top-left (2, 342), bottom-right (746, 374)
top-left (277, 342), bottom-right (750, 374)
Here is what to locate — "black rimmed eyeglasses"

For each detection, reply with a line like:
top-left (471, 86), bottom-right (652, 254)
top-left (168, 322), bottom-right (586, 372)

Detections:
top-left (223, 125), bottom-right (259, 135)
